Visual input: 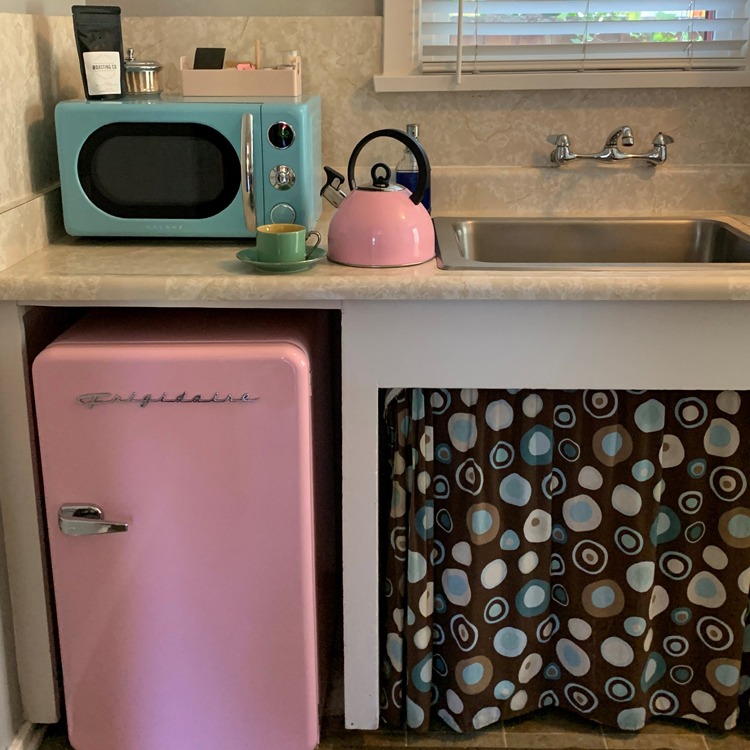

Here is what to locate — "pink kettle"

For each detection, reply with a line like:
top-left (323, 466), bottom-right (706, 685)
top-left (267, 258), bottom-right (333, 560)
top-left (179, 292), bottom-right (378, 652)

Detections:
top-left (321, 129), bottom-right (435, 267)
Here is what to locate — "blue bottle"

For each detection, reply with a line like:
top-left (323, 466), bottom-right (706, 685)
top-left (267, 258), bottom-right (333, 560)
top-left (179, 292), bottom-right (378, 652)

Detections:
top-left (396, 123), bottom-right (431, 214)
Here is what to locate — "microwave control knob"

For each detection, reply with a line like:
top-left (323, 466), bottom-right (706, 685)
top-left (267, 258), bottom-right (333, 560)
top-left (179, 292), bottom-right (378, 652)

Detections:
top-left (270, 165), bottom-right (296, 191)
top-left (268, 121), bottom-right (295, 149)
top-left (270, 203), bottom-right (296, 224)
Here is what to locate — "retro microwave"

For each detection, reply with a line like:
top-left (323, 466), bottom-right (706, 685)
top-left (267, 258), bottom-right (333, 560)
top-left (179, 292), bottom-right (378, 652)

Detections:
top-left (55, 96), bottom-right (322, 238)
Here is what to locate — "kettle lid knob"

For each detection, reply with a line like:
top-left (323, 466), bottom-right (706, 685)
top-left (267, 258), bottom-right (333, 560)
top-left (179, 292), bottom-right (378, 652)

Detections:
top-left (371, 163), bottom-right (392, 189)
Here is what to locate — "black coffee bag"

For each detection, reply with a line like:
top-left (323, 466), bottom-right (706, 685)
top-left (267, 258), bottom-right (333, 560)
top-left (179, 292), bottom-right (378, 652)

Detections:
top-left (72, 6), bottom-right (126, 100)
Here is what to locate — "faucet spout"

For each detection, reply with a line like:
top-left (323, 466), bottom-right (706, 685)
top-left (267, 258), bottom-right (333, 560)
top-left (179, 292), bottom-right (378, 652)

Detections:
top-left (604, 126), bottom-right (634, 149)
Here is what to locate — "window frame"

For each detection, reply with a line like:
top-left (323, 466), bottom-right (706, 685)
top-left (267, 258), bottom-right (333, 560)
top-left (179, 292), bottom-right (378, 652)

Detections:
top-left (374, 0), bottom-right (750, 92)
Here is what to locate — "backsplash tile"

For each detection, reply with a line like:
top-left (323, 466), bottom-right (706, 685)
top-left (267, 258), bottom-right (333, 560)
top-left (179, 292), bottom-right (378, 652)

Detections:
top-left (0, 12), bottom-right (76, 270)
top-left (430, 166), bottom-right (750, 217)
top-left (0, 190), bottom-right (64, 272)
top-left (1, 14), bottom-right (57, 207)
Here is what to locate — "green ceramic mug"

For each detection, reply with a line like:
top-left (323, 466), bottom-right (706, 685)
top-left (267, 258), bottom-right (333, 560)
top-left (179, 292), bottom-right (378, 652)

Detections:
top-left (256, 224), bottom-right (322, 263)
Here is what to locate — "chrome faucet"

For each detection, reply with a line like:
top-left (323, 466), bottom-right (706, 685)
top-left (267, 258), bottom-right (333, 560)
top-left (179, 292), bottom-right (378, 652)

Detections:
top-left (550, 126), bottom-right (674, 167)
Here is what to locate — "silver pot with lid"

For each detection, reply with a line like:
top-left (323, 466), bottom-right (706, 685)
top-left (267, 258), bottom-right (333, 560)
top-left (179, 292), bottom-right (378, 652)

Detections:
top-left (124, 48), bottom-right (163, 96)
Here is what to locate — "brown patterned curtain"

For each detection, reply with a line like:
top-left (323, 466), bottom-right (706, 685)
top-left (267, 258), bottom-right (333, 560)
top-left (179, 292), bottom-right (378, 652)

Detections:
top-left (381, 389), bottom-right (750, 733)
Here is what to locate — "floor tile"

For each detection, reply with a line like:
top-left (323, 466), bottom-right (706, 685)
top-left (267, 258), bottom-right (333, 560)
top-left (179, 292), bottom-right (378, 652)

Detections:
top-left (506, 733), bottom-right (604, 750)
top-left (37, 723), bottom-right (73, 750)
top-left (705, 737), bottom-right (750, 750)
top-left (365, 731), bottom-right (408, 747)
top-left (320, 729), bottom-right (408, 747)
top-left (39, 731), bottom-right (72, 750)
top-left (407, 728), bottom-right (506, 748)
top-left (504, 709), bottom-right (605, 750)
top-left (603, 718), bottom-right (708, 750)
top-left (704, 725), bottom-right (750, 750)
top-left (320, 728), bottom-right (369, 747)
top-left (603, 736), bottom-right (707, 750)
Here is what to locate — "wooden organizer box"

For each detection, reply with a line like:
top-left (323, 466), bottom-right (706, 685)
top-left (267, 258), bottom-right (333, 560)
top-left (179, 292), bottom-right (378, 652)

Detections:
top-left (180, 55), bottom-right (302, 97)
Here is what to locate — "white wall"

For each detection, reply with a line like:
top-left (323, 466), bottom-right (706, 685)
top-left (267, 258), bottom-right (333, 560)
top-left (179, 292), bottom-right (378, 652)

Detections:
top-left (0, 525), bottom-right (22, 750)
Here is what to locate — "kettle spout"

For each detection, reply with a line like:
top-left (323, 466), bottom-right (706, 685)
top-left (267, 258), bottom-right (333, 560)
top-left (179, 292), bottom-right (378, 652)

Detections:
top-left (321, 166), bottom-right (347, 208)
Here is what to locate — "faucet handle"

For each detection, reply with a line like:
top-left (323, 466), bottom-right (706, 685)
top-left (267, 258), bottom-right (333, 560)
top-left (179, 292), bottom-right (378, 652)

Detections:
top-left (547, 134), bottom-right (570, 147)
top-left (549, 134), bottom-right (576, 166)
top-left (653, 132), bottom-right (674, 146)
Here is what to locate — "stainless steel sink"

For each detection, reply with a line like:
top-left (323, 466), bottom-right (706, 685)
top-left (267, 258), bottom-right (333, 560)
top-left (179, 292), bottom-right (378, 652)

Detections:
top-left (434, 217), bottom-right (750, 270)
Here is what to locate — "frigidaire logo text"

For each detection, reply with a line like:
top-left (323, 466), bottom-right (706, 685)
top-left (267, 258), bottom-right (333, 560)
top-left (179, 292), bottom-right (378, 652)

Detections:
top-left (77, 392), bottom-right (260, 409)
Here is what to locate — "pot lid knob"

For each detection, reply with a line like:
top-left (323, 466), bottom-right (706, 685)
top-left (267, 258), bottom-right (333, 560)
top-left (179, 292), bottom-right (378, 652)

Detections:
top-left (371, 163), bottom-right (392, 189)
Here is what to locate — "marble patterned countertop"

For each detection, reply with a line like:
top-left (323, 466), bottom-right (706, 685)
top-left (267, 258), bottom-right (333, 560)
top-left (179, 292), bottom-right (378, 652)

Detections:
top-left (4, 214), bottom-right (750, 304)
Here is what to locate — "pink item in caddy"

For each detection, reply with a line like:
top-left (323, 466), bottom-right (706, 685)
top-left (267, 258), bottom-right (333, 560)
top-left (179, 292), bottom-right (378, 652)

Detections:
top-left (321, 129), bottom-right (435, 267)
top-left (32, 310), bottom-right (329, 750)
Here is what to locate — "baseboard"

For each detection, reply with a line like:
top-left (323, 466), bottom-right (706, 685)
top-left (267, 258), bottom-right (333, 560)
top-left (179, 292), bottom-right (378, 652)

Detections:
top-left (8, 722), bottom-right (47, 750)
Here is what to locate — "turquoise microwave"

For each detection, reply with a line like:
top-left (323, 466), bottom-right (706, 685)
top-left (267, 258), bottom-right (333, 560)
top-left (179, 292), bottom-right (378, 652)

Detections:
top-left (55, 96), bottom-right (322, 238)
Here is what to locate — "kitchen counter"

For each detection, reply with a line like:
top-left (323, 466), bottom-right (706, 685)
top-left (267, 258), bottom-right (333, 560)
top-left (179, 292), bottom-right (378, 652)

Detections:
top-left (5, 214), bottom-right (750, 303)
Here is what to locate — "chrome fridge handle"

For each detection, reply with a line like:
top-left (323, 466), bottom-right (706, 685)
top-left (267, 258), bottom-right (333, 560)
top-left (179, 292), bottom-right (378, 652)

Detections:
top-left (58, 505), bottom-right (128, 536)
top-left (241, 113), bottom-right (257, 232)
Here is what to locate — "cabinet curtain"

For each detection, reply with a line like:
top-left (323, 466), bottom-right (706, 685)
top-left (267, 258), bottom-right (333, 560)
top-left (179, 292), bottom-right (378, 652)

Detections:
top-left (381, 389), bottom-right (750, 733)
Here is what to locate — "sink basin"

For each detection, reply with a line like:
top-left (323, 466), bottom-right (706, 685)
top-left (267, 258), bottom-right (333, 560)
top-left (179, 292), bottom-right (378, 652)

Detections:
top-left (434, 217), bottom-right (750, 270)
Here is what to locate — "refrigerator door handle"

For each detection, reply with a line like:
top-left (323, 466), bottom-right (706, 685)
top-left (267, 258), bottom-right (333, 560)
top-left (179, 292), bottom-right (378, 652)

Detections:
top-left (58, 505), bottom-right (129, 536)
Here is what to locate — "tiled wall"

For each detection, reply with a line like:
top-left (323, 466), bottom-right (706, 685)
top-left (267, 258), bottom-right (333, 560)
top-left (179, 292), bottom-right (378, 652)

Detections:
top-left (0, 12), bottom-right (68, 271)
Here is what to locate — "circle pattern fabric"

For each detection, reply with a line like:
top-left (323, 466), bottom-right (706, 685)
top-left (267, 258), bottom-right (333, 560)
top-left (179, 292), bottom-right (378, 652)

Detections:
top-left (381, 389), bottom-right (750, 734)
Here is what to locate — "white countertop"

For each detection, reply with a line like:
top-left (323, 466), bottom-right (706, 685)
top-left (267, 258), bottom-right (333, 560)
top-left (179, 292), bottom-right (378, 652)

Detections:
top-left (4, 215), bottom-right (750, 303)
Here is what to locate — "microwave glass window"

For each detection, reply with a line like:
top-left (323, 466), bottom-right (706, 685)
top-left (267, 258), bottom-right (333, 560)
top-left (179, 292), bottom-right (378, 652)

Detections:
top-left (78, 123), bottom-right (241, 220)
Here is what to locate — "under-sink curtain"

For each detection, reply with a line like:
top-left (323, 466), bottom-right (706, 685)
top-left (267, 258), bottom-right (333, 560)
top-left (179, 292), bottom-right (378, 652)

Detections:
top-left (380, 388), bottom-right (750, 734)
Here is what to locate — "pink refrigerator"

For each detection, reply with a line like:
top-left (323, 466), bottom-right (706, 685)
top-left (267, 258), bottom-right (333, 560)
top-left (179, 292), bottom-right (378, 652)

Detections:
top-left (33, 310), bottom-right (330, 750)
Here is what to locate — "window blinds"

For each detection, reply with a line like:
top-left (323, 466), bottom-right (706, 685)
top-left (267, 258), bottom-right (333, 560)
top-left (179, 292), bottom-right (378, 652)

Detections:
top-left (420, 0), bottom-right (750, 73)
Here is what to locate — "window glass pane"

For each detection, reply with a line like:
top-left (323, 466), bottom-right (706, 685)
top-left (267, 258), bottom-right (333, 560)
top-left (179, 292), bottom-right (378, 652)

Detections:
top-left (420, 0), bottom-right (749, 69)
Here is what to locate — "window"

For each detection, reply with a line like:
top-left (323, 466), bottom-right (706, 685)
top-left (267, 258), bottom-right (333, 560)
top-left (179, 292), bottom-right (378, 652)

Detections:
top-left (376, 0), bottom-right (750, 91)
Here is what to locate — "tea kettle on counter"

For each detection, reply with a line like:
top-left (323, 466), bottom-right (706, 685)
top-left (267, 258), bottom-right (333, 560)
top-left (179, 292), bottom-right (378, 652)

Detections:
top-left (321, 129), bottom-right (435, 268)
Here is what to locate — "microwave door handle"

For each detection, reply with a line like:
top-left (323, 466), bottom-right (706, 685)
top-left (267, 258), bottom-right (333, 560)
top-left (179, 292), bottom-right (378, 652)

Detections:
top-left (241, 113), bottom-right (257, 232)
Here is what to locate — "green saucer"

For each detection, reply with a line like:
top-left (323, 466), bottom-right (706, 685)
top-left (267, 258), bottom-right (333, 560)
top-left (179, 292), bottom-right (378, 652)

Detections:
top-left (236, 246), bottom-right (327, 274)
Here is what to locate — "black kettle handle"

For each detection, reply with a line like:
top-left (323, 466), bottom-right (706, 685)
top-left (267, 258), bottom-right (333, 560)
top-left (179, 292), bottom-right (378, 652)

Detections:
top-left (347, 128), bottom-right (431, 206)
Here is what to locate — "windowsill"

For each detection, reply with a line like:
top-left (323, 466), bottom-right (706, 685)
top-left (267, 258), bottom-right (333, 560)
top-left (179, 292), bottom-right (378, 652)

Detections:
top-left (373, 68), bottom-right (750, 93)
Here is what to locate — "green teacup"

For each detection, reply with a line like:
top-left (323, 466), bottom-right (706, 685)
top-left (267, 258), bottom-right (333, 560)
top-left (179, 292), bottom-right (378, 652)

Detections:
top-left (256, 224), bottom-right (322, 263)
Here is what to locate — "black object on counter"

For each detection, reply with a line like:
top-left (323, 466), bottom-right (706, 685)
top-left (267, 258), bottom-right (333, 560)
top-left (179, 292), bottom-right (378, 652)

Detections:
top-left (193, 48), bottom-right (226, 70)
top-left (72, 6), bottom-right (126, 101)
